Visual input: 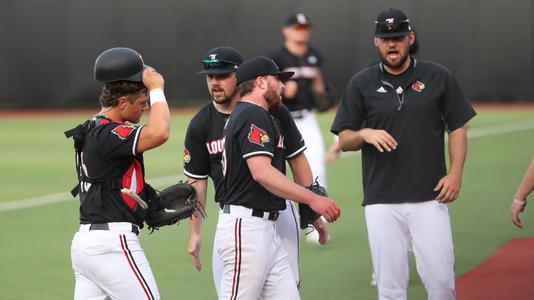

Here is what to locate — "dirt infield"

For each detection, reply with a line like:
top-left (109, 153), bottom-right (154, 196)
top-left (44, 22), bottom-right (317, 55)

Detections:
top-left (456, 238), bottom-right (534, 300)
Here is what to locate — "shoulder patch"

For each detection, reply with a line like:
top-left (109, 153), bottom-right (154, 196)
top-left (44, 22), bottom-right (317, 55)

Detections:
top-left (111, 125), bottom-right (135, 140)
top-left (183, 148), bottom-right (191, 164)
top-left (248, 124), bottom-right (270, 146)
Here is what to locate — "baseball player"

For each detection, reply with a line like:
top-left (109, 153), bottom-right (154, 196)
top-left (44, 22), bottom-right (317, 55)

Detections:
top-left (184, 47), bottom-right (328, 296)
top-left (267, 13), bottom-right (331, 244)
top-left (216, 56), bottom-right (340, 299)
top-left (331, 8), bottom-right (476, 300)
top-left (67, 48), bottom-right (170, 300)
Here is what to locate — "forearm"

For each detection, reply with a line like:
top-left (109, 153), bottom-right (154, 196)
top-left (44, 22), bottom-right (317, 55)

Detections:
top-left (188, 179), bottom-right (207, 236)
top-left (338, 129), bottom-right (366, 151)
top-left (447, 126), bottom-right (468, 175)
top-left (248, 157), bottom-right (318, 205)
top-left (145, 89), bottom-right (171, 140)
top-left (514, 156), bottom-right (534, 201)
top-left (287, 153), bottom-right (313, 186)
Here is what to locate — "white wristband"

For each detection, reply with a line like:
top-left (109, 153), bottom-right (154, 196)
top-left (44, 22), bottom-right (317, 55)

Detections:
top-left (513, 198), bottom-right (526, 205)
top-left (149, 88), bottom-right (166, 105)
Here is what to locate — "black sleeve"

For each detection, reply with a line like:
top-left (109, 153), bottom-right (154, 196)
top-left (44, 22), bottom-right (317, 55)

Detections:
top-left (183, 118), bottom-right (210, 179)
top-left (236, 108), bottom-right (276, 159)
top-left (331, 75), bottom-right (366, 135)
top-left (439, 70), bottom-right (477, 131)
top-left (274, 105), bottom-right (306, 159)
top-left (95, 123), bottom-right (143, 157)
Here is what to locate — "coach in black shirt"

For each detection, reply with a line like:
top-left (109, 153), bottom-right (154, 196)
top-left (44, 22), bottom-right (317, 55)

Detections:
top-left (331, 8), bottom-right (475, 300)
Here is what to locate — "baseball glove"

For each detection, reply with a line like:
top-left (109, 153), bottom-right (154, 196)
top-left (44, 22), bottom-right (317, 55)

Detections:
top-left (313, 81), bottom-right (339, 113)
top-left (143, 182), bottom-right (199, 232)
top-left (299, 179), bottom-right (327, 230)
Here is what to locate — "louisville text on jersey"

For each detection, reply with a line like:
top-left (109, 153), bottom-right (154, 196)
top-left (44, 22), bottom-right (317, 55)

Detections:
top-left (206, 137), bottom-right (225, 155)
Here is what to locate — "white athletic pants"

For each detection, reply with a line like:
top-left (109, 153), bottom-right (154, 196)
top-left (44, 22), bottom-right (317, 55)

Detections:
top-left (215, 205), bottom-right (300, 300)
top-left (213, 201), bottom-right (301, 296)
top-left (71, 223), bottom-right (160, 300)
top-left (365, 201), bottom-right (456, 300)
top-left (293, 110), bottom-right (327, 187)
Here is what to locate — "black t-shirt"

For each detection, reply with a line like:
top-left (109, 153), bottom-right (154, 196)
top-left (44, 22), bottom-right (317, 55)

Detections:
top-left (267, 45), bottom-right (323, 111)
top-left (331, 58), bottom-right (476, 206)
top-left (221, 102), bottom-right (287, 211)
top-left (184, 102), bottom-right (306, 203)
top-left (78, 116), bottom-right (147, 226)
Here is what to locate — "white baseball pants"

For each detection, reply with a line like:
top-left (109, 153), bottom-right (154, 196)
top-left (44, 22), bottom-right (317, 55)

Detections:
top-left (365, 201), bottom-right (456, 300)
top-left (71, 223), bottom-right (160, 300)
top-left (293, 110), bottom-right (327, 187)
top-left (212, 201), bottom-right (301, 296)
top-left (215, 205), bottom-right (300, 300)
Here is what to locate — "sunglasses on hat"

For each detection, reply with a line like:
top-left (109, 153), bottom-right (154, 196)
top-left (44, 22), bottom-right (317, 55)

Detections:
top-left (202, 59), bottom-right (238, 71)
top-left (291, 24), bottom-right (310, 31)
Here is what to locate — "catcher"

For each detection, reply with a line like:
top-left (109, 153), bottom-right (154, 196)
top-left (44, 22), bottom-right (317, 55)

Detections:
top-left (65, 47), bottom-right (196, 300)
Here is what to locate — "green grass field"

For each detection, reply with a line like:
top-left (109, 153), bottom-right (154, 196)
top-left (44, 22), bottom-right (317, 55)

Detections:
top-left (0, 108), bottom-right (533, 299)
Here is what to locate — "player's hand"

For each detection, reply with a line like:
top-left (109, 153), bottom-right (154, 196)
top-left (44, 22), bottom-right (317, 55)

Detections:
top-left (309, 196), bottom-right (340, 223)
top-left (511, 198), bottom-right (527, 228)
top-left (283, 80), bottom-right (298, 98)
top-left (188, 234), bottom-right (202, 271)
top-left (433, 172), bottom-right (461, 203)
top-left (312, 217), bottom-right (329, 245)
top-left (142, 67), bottom-right (164, 90)
top-left (360, 128), bottom-right (398, 153)
top-left (326, 143), bottom-right (341, 164)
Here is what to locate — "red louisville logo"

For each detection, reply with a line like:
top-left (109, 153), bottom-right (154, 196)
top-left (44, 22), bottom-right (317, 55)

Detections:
top-left (111, 125), bottom-right (134, 140)
top-left (248, 124), bottom-right (270, 146)
top-left (411, 81), bottom-right (426, 93)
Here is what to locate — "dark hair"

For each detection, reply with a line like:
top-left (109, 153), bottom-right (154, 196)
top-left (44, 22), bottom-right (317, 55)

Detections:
top-left (99, 81), bottom-right (147, 107)
top-left (237, 79), bottom-right (255, 97)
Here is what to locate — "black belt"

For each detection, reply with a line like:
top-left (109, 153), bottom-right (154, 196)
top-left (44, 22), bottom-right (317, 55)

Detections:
top-left (89, 223), bottom-right (140, 236)
top-left (222, 205), bottom-right (280, 221)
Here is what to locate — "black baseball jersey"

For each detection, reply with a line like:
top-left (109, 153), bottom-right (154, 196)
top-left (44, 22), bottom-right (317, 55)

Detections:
top-left (331, 58), bottom-right (476, 206)
top-left (184, 102), bottom-right (306, 203)
top-left (221, 102), bottom-right (287, 211)
top-left (78, 116), bottom-right (147, 226)
top-left (267, 46), bottom-right (323, 112)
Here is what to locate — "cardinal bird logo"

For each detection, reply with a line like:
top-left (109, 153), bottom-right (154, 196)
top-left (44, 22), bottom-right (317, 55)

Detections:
top-left (183, 148), bottom-right (191, 163)
top-left (111, 125), bottom-right (134, 140)
top-left (248, 124), bottom-right (270, 146)
top-left (411, 81), bottom-right (425, 93)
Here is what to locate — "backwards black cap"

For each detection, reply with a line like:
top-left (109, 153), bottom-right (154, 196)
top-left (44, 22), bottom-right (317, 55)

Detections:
top-left (375, 8), bottom-right (412, 38)
top-left (236, 57), bottom-right (294, 86)
top-left (198, 47), bottom-right (243, 75)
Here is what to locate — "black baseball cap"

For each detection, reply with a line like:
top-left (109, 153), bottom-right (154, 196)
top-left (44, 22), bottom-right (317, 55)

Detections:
top-left (285, 12), bottom-right (311, 27)
top-left (94, 47), bottom-right (148, 83)
top-left (236, 57), bottom-right (294, 86)
top-left (374, 8), bottom-right (412, 38)
top-left (198, 47), bottom-right (243, 75)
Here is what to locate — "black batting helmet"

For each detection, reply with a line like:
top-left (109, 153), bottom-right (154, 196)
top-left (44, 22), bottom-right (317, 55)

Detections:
top-left (94, 47), bottom-right (148, 83)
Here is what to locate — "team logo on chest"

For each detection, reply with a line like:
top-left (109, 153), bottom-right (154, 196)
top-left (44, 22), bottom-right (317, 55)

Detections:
top-left (248, 124), bottom-right (270, 146)
top-left (183, 148), bottom-right (191, 163)
top-left (111, 125), bottom-right (134, 139)
top-left (411, 81), bottom-right (425, 92)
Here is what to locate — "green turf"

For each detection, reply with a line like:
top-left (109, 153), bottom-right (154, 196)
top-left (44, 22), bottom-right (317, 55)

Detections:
top-left (0, 109), bottom-right (533, 299)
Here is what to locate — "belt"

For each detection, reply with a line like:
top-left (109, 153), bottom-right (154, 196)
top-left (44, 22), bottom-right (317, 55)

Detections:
top-left (222, 204), bottom-right (279, 221)
top-left (88, 223), bottom-right (140, 236)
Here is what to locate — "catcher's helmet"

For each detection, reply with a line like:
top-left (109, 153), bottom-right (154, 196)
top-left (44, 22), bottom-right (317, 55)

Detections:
top-left (94, 47), bottom-right (147, 83)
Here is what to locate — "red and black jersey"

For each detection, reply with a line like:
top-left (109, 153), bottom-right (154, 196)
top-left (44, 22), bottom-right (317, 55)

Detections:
top-left (183, 102), bottom-right (306, 203)
top-left (221, 102), bottom-right (288, 211)
top-left (77, 116), bottom-right (146, 226)
top-left (267, 46), bottom-right (323, 112)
